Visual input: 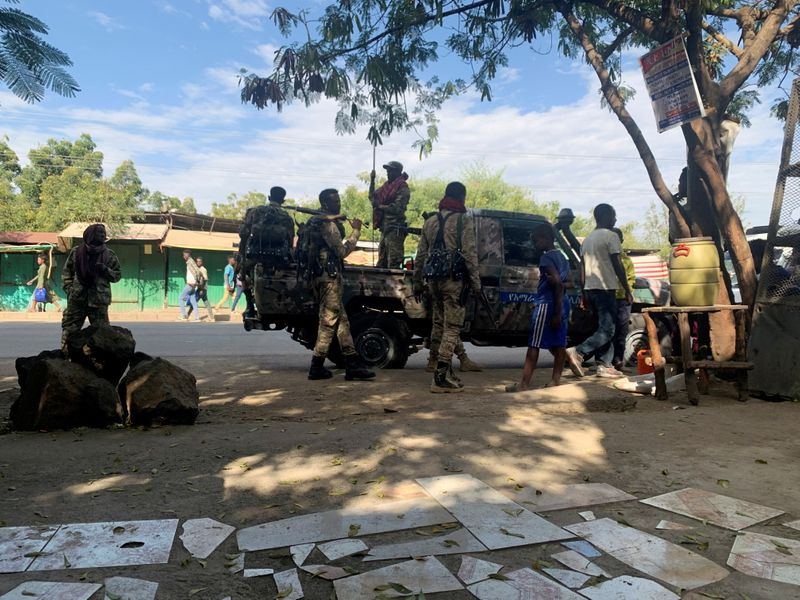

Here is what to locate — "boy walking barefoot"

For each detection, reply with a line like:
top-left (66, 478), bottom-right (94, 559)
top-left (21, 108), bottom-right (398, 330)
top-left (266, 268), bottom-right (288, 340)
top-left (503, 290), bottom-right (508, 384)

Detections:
top-left (506, 224), bottom-right (571, 392)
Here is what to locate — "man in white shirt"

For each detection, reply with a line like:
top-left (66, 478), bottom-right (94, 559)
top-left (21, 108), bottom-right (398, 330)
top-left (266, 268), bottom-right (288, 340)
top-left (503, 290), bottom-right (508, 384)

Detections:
top-left (177, 249), bottom-right (201, 322)
top-left (566, 204), bottom-right (633, 378)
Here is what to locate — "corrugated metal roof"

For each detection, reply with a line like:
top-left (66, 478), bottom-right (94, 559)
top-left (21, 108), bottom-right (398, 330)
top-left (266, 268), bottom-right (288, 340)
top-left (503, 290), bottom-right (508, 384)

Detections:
top-left (58, 223), bottom-right (169, 241)
top-left (161, 229), bottom-right (240, 252)
top-left (0, 231), bottom-right (60, 245)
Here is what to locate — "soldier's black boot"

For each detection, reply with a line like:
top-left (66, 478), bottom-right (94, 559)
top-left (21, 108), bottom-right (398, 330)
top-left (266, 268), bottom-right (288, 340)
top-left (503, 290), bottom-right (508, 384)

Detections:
top-left (431, 361), bottom-right (464, 393)
top-left (344, 353), bottom-right (376, 381)
top-left (308, 355), bottom-right (333, 380)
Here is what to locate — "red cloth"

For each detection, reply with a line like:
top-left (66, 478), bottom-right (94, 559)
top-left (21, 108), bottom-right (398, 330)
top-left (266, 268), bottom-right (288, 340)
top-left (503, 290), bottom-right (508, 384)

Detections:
top-left (373, 173), bottom-right (409, 229)
top-left (438, 197), bottom-right (467, 213)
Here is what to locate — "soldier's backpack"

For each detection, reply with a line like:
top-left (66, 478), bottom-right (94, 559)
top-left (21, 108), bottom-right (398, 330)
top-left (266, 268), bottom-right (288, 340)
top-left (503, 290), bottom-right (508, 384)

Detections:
top-left (248, 204), bottom-right (293, 265)
top-left (423, 212), bottom-right (466, 280)
top-left (295, 218), bottom-right (324, 284)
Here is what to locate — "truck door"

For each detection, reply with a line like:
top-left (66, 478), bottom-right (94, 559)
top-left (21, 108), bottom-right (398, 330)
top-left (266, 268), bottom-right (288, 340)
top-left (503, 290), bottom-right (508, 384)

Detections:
top-left (497, 218), bottom-right (542, 335)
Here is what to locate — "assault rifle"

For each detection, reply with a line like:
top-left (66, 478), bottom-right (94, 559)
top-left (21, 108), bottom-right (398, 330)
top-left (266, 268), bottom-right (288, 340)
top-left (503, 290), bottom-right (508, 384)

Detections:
top-left (284, 205), bottom-right (368, 228)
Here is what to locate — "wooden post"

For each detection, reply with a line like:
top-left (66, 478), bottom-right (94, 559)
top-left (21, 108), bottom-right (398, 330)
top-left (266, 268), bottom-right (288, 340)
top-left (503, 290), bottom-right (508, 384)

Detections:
top-left (678, 313), bottom-right (700, 405)
top-left (644, 310), bottom-right (668, 401)
top-left (734, 309), bottom-right (749, 402)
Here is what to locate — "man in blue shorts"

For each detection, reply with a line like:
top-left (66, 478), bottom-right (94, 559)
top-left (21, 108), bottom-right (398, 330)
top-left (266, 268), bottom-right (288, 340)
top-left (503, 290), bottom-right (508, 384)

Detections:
top-left (507, 223), bottom-right (571, 391)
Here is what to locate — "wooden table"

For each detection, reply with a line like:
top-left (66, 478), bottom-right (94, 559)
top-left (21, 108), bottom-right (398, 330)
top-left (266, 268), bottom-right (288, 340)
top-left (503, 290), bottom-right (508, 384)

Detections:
top-left (642, 305), bottom-right (753, 405)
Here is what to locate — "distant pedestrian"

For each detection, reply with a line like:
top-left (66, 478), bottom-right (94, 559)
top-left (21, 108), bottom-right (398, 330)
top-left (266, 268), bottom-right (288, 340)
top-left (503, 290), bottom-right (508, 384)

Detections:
top-left (60, 224), bottom-right (121, 351)
top-left (189, 256), bottom-right (214, 321)
top-left (506, 224), bottom-right (570, 392)
top-left (214, 255), bottom-right (237, 311)
top-left (230, 266), bottom-right (245, 315)
top-left (566, 204), bottom-right (633, 378)
top-left (177, 249), bottom-right (200, 322)
top-left (26, 253), bottom-right (62, 312)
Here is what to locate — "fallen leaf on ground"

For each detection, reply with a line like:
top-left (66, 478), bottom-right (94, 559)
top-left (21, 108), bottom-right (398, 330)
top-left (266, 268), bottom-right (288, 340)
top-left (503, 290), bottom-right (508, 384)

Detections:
top-left (717, 479), bottom-right (730, 488)
top-left (499, 527), bottom-right (525, 539)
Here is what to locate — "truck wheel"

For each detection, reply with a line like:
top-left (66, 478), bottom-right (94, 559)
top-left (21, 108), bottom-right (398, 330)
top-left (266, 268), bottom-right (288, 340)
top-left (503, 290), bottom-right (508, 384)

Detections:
top-left (351, 314), bottom-right (409, 369)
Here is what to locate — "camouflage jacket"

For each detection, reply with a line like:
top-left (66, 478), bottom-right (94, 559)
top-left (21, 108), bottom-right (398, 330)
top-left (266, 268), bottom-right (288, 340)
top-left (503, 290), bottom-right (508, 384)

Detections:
top-left (62, 246), bottom-right (122, 308)
top-left (374, 180), bottom-right (410, 230)
top-left (414, 209), bottom-right (480, 291)
top-left (316, 220), bottom-right (360, 277)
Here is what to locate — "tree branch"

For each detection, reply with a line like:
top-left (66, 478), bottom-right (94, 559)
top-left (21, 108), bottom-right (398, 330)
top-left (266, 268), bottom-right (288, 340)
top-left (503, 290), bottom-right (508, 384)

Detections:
top-left (720, 0), bottom-right (796, 104)
top-left (580, 0), bottom-right (671, 43)
top-left (555, 0), bottom-right (690, 237)
top-left (702, 21), bottom-right (743, 58)
top-left (600, 25), bottom-right (634, 61)
top-left (779, 12), bottom-right (800, 36)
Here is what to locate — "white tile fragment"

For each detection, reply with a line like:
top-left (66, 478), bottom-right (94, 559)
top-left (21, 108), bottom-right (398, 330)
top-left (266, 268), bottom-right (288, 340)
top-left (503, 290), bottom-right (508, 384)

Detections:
top-left (104, 576), bottom-right (158, 600)
top-left (467, 579), bottom-right (520, 600)
top-left (655, 520), bottom-right (693, 531)
top-left (317, 538), bottom-right (368, 561)
top-left (0, 525), bottom-right (60, 574)
top-left (333, 556), bottom-right (462, 599)
top-left (551, 550), bottom-right (610, 577)
top-left (727, 531), bottom-right (800, 586)
top-left (226, 552), bottom-right (244, 574)
top-left (456, 555), bottom-right (503, 585)
top-left (243, 568), bottom-right (275, 577)
top-left (274, 568), bottom-right (303, 600)
top-left (179, 518), bottom-right (235, 559)
top-left (562, 540), bottom-right (601, 558)
top-left (415, 474), bottom-right (571, 550)
top-left (640, 487), bottom-right (784, 531)
top-left (506, 567), bottom-right (585, 598)
top-left (783, 519), bottom-right (800, 532)
top-left (0, 581), bottom-right (102, 600)
top-left (237, 498), bottom-right (452, 551)
top-left (290, 543), bottom-right (314, 566)
top-left (28, 519), bottom-right (178, 571)
top-left (566, 518), bottom-right (728, 590)
top-left (300, 564), bottom-right (350, 580)
top-left (514, 483), bottom-right (637, 512)
top-left (543, 567), bottom-right (592, 588)
top-left (579, 575), bottom-right (680, 599)
top-left (579, 511), bottom-right (596, 521)
top-left (365, 527), bottom-right (485, 562)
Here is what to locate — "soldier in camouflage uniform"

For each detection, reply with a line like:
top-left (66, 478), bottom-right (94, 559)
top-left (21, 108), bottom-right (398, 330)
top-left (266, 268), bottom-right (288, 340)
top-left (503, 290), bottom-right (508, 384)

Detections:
top-left (308, 188), bottom-right (375, 382)
top-left (60, 224), bottom-right (122, 352)
top-left (414, 182), bottom-right (481, 393)
top-left (371, 161), bottom-right (410, 269)
top-left (425, 311), bottom-right (483, 372)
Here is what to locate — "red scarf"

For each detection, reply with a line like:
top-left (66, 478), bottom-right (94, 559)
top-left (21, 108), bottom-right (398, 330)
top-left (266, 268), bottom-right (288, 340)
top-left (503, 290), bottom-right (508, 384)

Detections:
top-left (373, 173), bottom-right (409, 229)
top-left (438, 196), bottom-right (467, 213)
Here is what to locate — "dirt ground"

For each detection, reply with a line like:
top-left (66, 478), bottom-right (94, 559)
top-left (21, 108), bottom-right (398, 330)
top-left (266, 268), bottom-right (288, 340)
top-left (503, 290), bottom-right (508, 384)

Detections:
top-left (1, 357), bottom-right (799, 599)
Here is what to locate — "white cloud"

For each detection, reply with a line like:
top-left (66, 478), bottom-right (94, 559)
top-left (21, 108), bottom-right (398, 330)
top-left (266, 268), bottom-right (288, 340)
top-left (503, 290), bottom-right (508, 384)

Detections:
top-left (207, 0), bottom-right (269, 30)
top-left (253, 43), bottom-right (280, 66)
top-left (87, 11), bottom-right (124, 32)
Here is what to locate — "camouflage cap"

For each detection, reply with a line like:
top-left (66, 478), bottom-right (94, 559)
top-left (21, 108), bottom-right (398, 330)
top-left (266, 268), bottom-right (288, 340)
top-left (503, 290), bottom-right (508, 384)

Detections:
top-left (382, 161), bottom-right (403, 172)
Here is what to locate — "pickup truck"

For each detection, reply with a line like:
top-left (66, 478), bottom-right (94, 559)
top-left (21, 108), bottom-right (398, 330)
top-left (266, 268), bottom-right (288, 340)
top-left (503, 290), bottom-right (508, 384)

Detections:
top-left (246, 208), bottom-right (668, 368)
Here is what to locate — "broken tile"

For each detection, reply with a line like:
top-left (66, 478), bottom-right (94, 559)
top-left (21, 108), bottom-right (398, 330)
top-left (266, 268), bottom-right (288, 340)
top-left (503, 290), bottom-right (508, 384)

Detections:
top-left (579, 511), bottom-right (596, 521)
top-left (243, 567), bottom-right (274, 577)
top-left (543, 567), bottom-right (592, 588)
top-left (225, 552), bottom-right (244, 574)
top-left (656, 520), bottom-right (693, 531)
top-left (640, 487), bottom-right (784, 531)
top-left (579, 575), bottom-right (680, 599)
top-left (317, 538), bottom-right (368, 561)
top-left (290, 543), bottom-right (314, 566)
top-left (237, 497), bottom-right (452, 551)
top-left (104, 576), bottom-right (158, 600)
top-left (0, 581), bottom-right (101, 600)
top-left (562, 540), bottom-right (601, 558)
top-left (514, 483), bottom-right (636, 513)
top-left (727, 531), bottom-right (800, 586)
top-left (783, 519), bottom-right (800, 532)
top-left (0, 525), bottom-right (60, 574)
top-left (179, 518), bottom-right (235, 559)
top-left (333, 556), bottom-right (462, 599)
top-left (416, 475), bottom-right (571, 550)
top-left (566, 518), bottom-right (728, 590)
top-left (273, 568), bottom-right (303, 600)
top-left (551, 549), bottom-right (610, 577)
top-left (506, 567), bottom-right (585, 598)
top-left (300, 564), bottom-right (350, 580)
top-left (467, 579), bottom-right (522, 600)
top-left (457, 555), bottom-right (503, 585)
top-left (26, 519), bottom-right (178, 572)
top-left (364, 527), bottom-right (485, 562)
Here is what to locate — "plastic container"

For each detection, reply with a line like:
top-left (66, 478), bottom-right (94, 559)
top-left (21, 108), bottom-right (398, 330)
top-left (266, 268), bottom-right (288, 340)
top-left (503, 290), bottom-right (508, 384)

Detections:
top-left (668, 237), bottom-right (720, 306)
top-left (637, 349), bottom-right (655, 374)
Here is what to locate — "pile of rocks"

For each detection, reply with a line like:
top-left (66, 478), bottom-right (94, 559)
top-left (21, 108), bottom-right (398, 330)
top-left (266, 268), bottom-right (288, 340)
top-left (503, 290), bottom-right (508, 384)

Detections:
top-left (10, 324), bottom-right (199, 430)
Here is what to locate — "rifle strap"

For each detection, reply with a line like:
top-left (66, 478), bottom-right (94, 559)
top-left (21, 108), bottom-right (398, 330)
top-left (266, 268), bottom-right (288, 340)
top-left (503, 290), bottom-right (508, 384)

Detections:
top-left (456, 214), bottom-right (464, 252)
top-left (434, 212), bottom-right (455, 250)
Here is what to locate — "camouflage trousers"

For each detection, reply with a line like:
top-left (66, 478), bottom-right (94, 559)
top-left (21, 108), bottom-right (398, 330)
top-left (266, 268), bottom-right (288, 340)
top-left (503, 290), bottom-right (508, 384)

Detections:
top-left (313, 275), bottom-right (356, 358)
top-left (61, 299), bottom-right (110, 351)
top-left (377, 227), bottom-right (406, 269)
top-left (429, 279), bottom-right (466, 362)
top-left (429, 296), bottom-right (466, 358)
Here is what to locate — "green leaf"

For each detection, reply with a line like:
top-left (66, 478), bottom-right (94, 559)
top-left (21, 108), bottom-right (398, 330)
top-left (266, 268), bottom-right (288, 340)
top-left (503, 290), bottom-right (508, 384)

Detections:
top-left (717, 479), bottom-right (730, 488)
top-left (503, 508), bottom-right (523, 517)
top-left (188, 588), bottom-right (206, 597)
top-left (499, 527), bottom-right (525, 539)
top-left (373, 582), bottom-right (414, 595)
top-left (755, 459), bottom-right (768, 464)
top-left (348, 523), bottom-right (361, 537)
top-left (442, 539), bottom-right (459, 547)
top-left (276, 585), bottom-right (294, 599)
top-left (488, 573), bottom-right (509, 580)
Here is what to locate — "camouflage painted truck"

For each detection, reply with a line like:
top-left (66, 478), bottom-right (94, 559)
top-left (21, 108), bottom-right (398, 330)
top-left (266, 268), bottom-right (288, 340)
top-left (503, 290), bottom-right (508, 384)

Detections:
top-left (246, 208), bottom-right (669, 368)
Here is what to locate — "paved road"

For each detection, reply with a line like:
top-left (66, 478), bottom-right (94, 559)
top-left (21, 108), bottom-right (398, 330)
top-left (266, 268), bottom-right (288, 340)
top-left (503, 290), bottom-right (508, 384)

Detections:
top-left (0, 322), bottom-right (536, 369)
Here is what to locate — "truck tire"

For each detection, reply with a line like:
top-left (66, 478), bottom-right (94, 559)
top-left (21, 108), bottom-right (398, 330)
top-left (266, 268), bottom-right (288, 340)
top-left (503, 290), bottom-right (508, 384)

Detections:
top-left (351, 314), bottom-right (410, 369)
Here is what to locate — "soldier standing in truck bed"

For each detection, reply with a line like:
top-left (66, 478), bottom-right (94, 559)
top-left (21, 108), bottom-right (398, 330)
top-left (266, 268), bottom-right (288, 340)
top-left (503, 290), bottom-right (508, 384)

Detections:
top-left (307, 188), bottom-right (375, 382)
top-left (414, 182), bottom-right (481, 393)
top-left (371, 160), bottom-right (410, 269)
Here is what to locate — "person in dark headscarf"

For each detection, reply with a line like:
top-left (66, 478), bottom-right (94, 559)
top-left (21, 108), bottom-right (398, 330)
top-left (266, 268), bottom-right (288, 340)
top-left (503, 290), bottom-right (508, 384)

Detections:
top-left (60, 224), bottom-right (122, 351)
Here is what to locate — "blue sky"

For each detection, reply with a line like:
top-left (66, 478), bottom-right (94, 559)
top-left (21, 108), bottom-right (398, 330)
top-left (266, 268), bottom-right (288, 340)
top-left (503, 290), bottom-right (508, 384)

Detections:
top-left (2, 0), bottom-right (785, 229)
